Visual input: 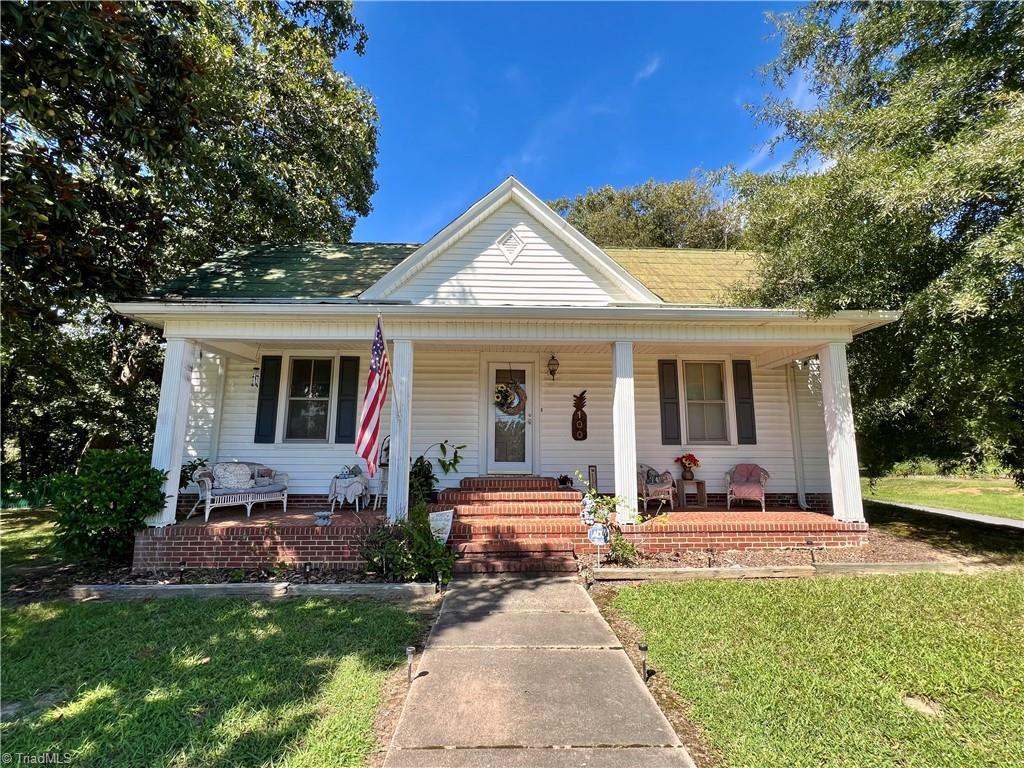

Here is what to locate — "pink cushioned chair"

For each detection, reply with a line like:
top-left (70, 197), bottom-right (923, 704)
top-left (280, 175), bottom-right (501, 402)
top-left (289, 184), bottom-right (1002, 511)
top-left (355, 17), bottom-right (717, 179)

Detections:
top-left (726, 464), bottom-right (770, 512)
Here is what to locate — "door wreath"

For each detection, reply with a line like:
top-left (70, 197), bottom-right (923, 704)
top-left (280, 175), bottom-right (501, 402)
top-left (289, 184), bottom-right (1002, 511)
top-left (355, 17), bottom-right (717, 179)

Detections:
top-left (494, 367), bottom-right (528, 416)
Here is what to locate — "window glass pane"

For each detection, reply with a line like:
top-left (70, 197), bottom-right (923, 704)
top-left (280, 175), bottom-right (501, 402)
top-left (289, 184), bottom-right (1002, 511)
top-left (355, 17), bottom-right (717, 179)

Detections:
top-left (687, 403), bottom-right (706, 441)
top-left (705, 403), bottom-right (727, 441)
top-left (703, 363), bottom-right (724, 400)
top-left (289, 359), bottom-right (312, 397)
top-left (286, 400), bottom-right (328, 440)
top-left (311, 359), bottom-right (331, 398)
top-left (684, 363), bottom-right (704, 400)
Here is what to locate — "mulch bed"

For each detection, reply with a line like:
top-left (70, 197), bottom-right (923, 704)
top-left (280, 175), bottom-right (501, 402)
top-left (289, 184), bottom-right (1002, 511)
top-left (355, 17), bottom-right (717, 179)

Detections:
top-left (578, 526), bottom-right (954, 571)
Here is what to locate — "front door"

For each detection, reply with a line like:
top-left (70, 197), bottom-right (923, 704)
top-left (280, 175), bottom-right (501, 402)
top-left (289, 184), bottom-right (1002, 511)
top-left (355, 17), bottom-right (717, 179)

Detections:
top-left (486, 362), bottom-right (534, 474)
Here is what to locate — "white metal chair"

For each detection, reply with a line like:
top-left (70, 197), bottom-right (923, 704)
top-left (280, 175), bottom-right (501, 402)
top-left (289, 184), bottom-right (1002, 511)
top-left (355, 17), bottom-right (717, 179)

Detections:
top-left (371, 435), bottom-right (390, 510)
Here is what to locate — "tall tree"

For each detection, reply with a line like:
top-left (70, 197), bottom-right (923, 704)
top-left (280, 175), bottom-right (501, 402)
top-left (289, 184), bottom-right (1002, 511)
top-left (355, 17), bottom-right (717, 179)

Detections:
top-left (732, 2), bottom-right (1024, 482)
top-left (550, 177), bottom-right (739, 249)
top-left (1, 0), bottom-right (377, 479)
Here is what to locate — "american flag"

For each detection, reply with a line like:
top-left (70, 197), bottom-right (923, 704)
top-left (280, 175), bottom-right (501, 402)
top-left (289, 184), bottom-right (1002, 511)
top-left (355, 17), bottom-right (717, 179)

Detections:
top-left (356, 316), bottom-right (391, 477)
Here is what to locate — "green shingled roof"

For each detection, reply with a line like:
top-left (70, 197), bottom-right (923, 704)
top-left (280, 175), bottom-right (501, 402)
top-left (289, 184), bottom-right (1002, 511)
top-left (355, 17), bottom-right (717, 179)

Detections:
top-left (154, 242), bottom-right (418, 300)
top-left (152, 241), bottom-right (754, 305)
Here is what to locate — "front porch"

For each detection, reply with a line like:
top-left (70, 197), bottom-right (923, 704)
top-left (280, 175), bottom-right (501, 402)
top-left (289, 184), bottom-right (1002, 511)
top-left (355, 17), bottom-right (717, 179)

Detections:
top-left (131, 310), bottom-right (878, 573)
top-left (132, 479), bottom-right (868, 572)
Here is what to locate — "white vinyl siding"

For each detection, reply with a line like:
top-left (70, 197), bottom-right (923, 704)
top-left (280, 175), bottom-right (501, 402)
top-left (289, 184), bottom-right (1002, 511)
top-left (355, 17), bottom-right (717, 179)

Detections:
top-left (390, 201), bottom-right (631, 306)
top-left (181, 345), bottom-right (832, 497)
top-left (792, 362), bottom-right (832, 493)
top-left (634, 352), bottom-right (801, 494)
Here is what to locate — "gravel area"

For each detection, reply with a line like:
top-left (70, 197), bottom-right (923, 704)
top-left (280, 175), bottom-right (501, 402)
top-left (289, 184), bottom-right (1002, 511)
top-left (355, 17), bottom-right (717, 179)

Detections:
top-left (578, 526), bottom-right (954, 571)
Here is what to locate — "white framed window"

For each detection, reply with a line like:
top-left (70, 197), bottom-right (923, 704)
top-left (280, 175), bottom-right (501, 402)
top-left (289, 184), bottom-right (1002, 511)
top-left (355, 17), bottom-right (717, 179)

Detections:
top-left (683, 361), bottom-right (729, 444)
top-left (284, 357), bottom-right (333, 441)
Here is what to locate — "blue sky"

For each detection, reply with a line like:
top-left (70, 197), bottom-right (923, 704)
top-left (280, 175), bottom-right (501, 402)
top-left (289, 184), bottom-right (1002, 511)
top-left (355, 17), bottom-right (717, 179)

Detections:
top-left (342, 1), bottom-right (801, 243)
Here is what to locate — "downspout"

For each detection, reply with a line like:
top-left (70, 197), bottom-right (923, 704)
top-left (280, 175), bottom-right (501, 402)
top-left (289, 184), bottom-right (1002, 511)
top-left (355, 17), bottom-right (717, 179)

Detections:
top-left (786, 362), bottom-right (810, 510)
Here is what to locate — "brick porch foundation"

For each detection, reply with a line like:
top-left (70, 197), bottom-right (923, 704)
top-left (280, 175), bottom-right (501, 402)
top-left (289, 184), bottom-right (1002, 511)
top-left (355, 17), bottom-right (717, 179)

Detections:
top-left (134, 488), bottom-right (860, 572)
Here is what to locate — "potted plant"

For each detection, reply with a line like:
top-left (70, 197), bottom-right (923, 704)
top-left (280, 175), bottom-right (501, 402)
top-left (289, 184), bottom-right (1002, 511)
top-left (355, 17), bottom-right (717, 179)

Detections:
top-left (674, 453), bottom-right (700, 481)
top-left (557, 474), bottom-right (573, 488)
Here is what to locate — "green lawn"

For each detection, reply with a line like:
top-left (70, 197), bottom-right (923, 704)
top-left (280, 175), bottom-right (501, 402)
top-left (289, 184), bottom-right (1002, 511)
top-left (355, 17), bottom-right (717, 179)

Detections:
top-left (613, 573), bottom-right (1024, 768)
top-left (1, 598), bottom-right (420, 767)
top-left (862, 475), bottom-right (1024, 520)
top-left (0, 506), bottom-right (60, 583)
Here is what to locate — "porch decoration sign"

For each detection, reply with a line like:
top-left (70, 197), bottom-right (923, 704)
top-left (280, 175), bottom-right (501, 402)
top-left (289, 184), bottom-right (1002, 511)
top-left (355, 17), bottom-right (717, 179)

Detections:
top-left (571, 390), bottom-right (588, 441)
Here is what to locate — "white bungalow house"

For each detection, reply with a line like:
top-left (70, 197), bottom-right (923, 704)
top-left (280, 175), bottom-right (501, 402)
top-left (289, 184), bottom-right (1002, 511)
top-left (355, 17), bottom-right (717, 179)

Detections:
top-left (114, 177), bottom-right (896, 569)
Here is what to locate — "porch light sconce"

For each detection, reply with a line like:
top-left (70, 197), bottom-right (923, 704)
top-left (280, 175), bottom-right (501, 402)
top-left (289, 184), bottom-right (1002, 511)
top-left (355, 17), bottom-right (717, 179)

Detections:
top-left (251, 366), bottom-right (260, 388)
top-left (547, 354), bottom-right (560, 381)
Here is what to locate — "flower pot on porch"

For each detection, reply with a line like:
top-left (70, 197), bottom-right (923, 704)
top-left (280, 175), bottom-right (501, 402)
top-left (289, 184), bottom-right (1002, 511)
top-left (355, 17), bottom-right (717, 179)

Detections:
top-left (682, 469), bottom-right (695, 481)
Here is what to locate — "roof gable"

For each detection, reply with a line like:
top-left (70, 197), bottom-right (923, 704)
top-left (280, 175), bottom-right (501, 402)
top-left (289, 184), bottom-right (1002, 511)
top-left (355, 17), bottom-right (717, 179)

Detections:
top-left (361, 177), bottom-right (661, 305)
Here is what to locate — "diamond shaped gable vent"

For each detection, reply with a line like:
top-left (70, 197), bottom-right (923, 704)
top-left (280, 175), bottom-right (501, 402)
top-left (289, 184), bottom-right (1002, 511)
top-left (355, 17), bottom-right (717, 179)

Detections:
top-left (496, 228), bottom-right (525, 264)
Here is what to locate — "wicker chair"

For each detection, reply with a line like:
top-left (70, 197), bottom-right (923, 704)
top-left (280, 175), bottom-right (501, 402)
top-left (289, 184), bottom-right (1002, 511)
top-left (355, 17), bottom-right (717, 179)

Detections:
top-left (188, 461), bottom-right (288, 522)
top-left (637, 463), bottom-right (677, 511)
top-left (725, 464), bottom-right (770, 512)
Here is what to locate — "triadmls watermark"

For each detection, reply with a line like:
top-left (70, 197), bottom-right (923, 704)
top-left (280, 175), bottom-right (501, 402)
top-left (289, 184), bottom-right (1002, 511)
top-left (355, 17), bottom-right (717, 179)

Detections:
top-left (1, 754), bottom-right (73, 765)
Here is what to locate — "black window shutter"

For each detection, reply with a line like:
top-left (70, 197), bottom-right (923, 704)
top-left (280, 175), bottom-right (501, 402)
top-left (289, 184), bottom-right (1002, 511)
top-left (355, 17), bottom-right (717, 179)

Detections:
top-left (335, 356), bottom-right (360, 443)
top-left (733, 360), bottom-right (757, 445)
top-left (657, 360), bottom-right (682, 445)
top-left (254, 356), bottom-right (282, 443)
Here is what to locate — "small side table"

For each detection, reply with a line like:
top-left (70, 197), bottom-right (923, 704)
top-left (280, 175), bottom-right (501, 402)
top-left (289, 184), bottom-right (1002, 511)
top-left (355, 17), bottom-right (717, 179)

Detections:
top-left (676, 479), bottom-right (707, 509)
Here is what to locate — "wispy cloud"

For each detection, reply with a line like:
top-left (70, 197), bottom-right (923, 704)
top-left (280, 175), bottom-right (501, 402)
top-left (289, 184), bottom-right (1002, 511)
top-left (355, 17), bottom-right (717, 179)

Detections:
top-left (633, 55), bottom-right (662, 84)
top-left (737, 126), bottom-right (785, 173)
top-left (735, 70), bottom-right (818, 174)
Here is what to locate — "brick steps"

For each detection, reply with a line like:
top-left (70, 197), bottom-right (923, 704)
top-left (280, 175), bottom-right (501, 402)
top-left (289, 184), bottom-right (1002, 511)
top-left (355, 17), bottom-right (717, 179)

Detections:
top-left (455, 557), bottom-right (577, 574)
top-left (456, 540), bottom-right (574, 556)
top-left (437, 489), bottom-right (582, 503)
top-left (458, 476), bottom-right (560, 492)
top-left (446, 503), bottom-right (582, 519)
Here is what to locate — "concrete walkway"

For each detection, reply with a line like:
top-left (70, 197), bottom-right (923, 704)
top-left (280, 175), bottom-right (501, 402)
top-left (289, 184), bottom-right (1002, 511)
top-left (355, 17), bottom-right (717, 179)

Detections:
top-left (874, 499), bottom-right (1024, 530)
top-left (384, 574), bottom-right (694, 768)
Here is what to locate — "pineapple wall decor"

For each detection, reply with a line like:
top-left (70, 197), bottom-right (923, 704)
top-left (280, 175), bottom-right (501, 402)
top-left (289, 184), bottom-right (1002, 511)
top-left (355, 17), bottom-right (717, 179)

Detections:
top-left (571, 390), bottom-right (588, 441)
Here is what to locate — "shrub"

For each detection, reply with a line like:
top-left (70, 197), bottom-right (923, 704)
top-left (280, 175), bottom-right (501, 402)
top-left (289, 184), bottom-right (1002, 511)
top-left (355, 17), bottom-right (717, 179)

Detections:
top-left (606, 530), bottom-right (639, 566)
top-left (409, 455), bottom-right (437, 506)
top-left (52, 448), bottom-right (166, 562)
top-left (179, 457), bottom-right (209, 491)
top-left (359, 501), bottom-right (456, 583)
top-left (0, 477), bottom-right (54, 509)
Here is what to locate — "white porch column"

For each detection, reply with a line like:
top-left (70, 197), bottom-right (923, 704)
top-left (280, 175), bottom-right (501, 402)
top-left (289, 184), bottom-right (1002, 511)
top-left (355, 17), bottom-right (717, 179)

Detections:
top-left (150, 338), bottom-right (196, 526)
top-left (612, 341), bottom-right (639, 523)
top-left (818, 342), bottom-right (865, 523)
top-left (386, 340), bottom-right (414, 523)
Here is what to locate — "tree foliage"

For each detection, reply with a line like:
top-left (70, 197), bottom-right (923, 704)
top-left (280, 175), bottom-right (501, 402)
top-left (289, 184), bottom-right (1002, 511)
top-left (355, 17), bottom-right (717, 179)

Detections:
top-left (1, 0), bottom-right (377, 479)
top-left (732, 2), bottom-right (1024, 483)
top-left (550, 177), bottom-right (741, 249)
